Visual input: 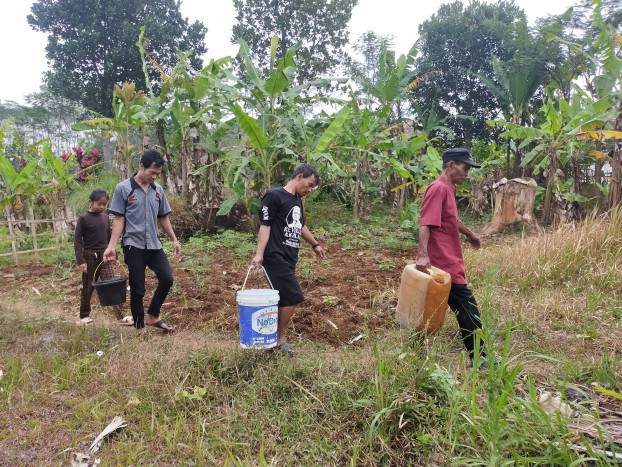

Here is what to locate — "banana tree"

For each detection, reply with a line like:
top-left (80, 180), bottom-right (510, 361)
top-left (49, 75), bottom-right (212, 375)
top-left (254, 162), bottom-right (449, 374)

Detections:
top-left (477, 54), bottom-right (546, 177)
top-left (329, 104), bottom-right (395, 219)
top-left (39, 144), bottom-right (79, 232)
top-left (219, 106), bottom-right (351, 225)
top-left (0, 155), bottom-right (39, 211)
top-left (136, 29), bottom-right (236, 221)
top-left (547, 0), bottom-right (622, 208)
top-left (112, 81), bottom-right (147, 177)
top-left (410, 103), bottom-right (454, 140)
top-left (579, 1), bottom-right (622, 209)
top-left (492, 91), bottom-right (621, 224)
top-left (353, 45), bottom-right (419, 122)
top-left (218, 36), bottom-right (349, 225)
top-left (71, 81), bottom-right (147, 178)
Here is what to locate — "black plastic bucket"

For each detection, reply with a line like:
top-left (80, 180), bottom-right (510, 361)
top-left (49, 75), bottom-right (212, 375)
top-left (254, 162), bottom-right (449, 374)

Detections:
top-left (93, 277), bottom-right (128, 306)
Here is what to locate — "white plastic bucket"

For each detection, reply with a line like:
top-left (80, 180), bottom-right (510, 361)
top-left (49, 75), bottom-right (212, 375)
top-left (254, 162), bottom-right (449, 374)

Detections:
top-left (236, 267), bottom-right (279, 349)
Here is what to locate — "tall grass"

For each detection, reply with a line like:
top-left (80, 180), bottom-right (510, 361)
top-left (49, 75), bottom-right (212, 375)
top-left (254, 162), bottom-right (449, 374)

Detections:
top-left (1, 208), bottom-right (621, 464)
top-left (66, 174), bottom-right (123, 214)
top-left (465, 208), bottom-right (622, 387)
top-left (469, 208), bottom-right (622, 296)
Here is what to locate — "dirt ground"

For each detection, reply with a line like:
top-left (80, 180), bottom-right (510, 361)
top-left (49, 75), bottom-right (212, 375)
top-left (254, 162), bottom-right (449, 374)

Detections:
top-left (0, 240), bottom-right (410, 346)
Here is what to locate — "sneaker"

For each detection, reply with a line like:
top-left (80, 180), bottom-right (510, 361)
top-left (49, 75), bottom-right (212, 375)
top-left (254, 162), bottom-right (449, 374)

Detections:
top-left (78, 317), bottom-right (93, 324)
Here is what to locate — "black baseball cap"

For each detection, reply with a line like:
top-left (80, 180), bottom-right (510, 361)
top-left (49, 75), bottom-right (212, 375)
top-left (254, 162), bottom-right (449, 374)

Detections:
top-left (442, 148), bottom-right (481, 168)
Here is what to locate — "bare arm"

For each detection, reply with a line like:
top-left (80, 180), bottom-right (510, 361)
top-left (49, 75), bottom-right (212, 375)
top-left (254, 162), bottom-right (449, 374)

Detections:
top-left (459, 220), bottom-right (481, 250)
top-left (158, 215), bottom-right (181, 258)
top-left (301, 225), bottom-right (325, 260)
top-left (416, 225), bottom-right (432, 272)
top-left (74, 216), bottom-right (87, 270)
top-left (103, 216), bottom-right (125, 262)
top-left (252, 225), bottom-right (271, 269)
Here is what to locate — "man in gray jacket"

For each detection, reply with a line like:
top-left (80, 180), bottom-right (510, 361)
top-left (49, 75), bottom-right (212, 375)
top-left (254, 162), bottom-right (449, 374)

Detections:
top-left (104, 149), bottom-right (181, 331)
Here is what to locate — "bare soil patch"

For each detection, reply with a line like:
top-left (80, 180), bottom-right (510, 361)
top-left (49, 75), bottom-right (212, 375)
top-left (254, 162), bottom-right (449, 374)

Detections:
top-left (0, 241), bottom-right (411, 346)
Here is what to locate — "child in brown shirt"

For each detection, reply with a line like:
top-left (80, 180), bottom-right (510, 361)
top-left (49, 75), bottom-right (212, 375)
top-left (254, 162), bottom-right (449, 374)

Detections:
top-left (74, 189), bottom-right (133, 325)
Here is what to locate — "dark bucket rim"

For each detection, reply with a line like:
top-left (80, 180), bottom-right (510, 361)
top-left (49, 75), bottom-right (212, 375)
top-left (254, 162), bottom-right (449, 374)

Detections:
top-left (93, 277), bottom-right (128, 288)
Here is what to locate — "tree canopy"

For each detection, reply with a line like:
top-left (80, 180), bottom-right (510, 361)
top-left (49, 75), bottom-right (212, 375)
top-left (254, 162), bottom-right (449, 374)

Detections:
top-left (28, 0), bottom-right (207, 117)
top-left (413, 0), bottom-right (522, 147)
top-left (231, 0), bottom-right (358, 84)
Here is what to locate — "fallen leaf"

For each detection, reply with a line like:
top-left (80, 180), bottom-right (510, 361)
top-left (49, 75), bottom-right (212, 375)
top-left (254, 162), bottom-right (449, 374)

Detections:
top-left (126, 397), bottom-right (140, 406)
top-left (88, 416), bottom-right (128, 454)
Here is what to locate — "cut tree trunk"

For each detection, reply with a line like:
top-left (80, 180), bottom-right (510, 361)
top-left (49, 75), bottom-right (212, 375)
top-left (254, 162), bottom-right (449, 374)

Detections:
top-left (482, 177), bottom-right (538, 235)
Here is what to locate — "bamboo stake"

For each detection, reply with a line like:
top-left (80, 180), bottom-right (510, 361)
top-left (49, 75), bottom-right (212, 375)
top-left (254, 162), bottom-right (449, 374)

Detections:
top-left (0, 230), bottom-right (61, 243)
top-left (28, 204), bottom-right (39, 257)
top-left (49, 198), bottom-right (60, 249)
top-left (64, 202), bottom-right (71, 234)
top-left (0, 246), bottom-right (57, 258)
top-left (4, 206), bottom-right (18, 265)
top-left (0, 217), bottom-right (78, 226)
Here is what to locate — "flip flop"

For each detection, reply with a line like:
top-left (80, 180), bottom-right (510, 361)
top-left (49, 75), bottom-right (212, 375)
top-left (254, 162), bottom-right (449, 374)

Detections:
top-left (148, 319), bottom-right (174, 332)
top-left (269, 342), bottom-right (295, 356)
top-left (118, 316), bottom-right (134, 326)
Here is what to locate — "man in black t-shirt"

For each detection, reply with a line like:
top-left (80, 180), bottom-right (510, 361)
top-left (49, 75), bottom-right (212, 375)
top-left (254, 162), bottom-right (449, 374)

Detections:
top-left (252, 164), bottom-right (325, 353)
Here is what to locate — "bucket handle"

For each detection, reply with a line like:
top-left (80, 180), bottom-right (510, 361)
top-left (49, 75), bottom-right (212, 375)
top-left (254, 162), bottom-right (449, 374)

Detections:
top-left (241, 265), bottom-right (275, 291)
top-left (92, 257), bottom-right (126, 282)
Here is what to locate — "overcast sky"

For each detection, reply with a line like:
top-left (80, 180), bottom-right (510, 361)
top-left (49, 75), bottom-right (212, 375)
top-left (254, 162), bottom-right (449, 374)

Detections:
top-left (0, 0), bottom-right (575, 105)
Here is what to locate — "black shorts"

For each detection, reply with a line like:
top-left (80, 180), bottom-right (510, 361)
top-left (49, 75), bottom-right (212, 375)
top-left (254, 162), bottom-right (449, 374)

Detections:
top-left (262, 261), bottom-right (304, 307)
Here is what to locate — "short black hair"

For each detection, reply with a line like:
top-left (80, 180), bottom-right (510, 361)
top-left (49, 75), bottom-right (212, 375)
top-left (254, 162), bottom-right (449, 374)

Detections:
top-left (291, 163), bottom-right (319, 183)
top-left (89, 189), bottom-right (109, 202)
top-left (140, 149), bottom-right (165, 169)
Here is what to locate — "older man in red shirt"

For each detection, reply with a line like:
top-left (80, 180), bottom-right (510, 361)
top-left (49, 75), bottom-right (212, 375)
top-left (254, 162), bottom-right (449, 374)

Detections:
top-left (416, 148), bottom-right (488, 366)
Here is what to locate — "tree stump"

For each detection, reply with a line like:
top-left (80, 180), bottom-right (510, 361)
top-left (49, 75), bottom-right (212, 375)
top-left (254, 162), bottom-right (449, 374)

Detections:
top-left (482, 177), bottom-right (537, 235)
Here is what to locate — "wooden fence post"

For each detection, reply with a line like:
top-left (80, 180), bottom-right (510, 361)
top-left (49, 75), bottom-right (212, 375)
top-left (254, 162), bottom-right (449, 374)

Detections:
top-left (28, 204), bottom-right (39, 257)
top-left (4, 206), bottom-right (18, 265)
top-left (50, 198), bottom-right (60, 248)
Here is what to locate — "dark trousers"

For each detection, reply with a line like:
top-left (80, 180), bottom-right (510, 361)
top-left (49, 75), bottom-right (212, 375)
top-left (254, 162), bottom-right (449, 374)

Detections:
top-left (123, 246), bottom-right (173, 329)
top-left (80, 249), bottom-right (124, 319)
top-left (447, 283), bottom-right (485, 358)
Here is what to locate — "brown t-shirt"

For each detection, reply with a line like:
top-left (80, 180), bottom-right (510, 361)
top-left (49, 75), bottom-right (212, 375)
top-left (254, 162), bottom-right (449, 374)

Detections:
top-left (74, 211), bottom-right (112, 264)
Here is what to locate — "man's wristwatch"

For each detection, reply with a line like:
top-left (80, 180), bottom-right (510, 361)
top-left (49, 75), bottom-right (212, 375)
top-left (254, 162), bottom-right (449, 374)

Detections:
top-left (311, 243), bottom-right (321, 250)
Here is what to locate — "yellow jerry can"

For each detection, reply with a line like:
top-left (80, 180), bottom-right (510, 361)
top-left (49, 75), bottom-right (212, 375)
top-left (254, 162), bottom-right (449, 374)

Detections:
top-left (395, 264), bottom-right (451, 335)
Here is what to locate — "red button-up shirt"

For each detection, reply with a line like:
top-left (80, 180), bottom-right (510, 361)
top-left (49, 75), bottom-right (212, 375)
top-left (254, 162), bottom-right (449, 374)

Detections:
top-left (418, 176), bottom-right (466, 284)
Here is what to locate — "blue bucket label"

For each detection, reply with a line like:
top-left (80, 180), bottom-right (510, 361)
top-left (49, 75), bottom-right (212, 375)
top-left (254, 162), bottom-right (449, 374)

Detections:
top-left (252, 307), bottom-right (278, 334)
top-left (238, 304), bottom-right (278, 348)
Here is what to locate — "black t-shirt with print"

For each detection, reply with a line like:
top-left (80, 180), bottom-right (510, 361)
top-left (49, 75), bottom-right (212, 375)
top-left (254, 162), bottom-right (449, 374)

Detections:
top-left (259, 187), bottom-right (305, 267)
